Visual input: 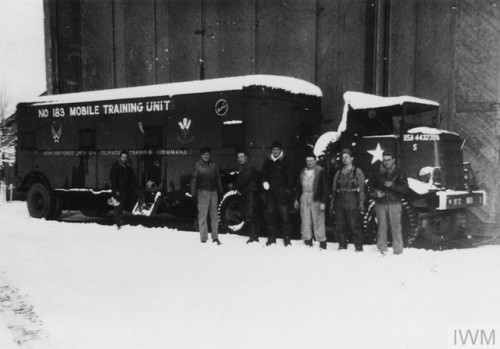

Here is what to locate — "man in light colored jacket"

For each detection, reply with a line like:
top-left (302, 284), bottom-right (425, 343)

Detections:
top-left (191, 146), bottom-right (223, 244)
top-left (294, 152), bottom-right (329, 249)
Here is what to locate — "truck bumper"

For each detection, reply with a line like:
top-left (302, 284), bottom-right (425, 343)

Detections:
top-left (436, 190), bottom-right (486, 210)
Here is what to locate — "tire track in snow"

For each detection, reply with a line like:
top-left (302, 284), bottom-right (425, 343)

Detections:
top-left (0, 273), bottom-right (50, 348)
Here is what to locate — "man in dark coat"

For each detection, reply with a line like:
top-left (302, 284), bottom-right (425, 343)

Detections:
top-left (261, 141), bottom-right (294, 246)
top-left (191, 146), bottom-right (223, 245)
top-left (371, 150), bottom-right (408, 255)
top-left (234, 149), bottom-right (261, 244)
top-left (109, 150), bottom-right (144, 229)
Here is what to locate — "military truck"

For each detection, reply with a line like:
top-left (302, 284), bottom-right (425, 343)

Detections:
top-left (14, 75), bottom-right (322, 222)
top-left (318, 91), bottom-right (486, 244)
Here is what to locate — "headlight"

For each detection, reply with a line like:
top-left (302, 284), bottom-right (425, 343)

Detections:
top-left (418, 166), bottom-right (443, 188)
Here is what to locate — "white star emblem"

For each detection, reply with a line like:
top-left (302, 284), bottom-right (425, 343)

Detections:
top-left (367, 143), bottom-right (384, 164)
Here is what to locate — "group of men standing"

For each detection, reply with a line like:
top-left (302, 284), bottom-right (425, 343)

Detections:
top-left (108, 141), bottom-right (408, 255)
top-left (190, 141), bottom-right (409, 255)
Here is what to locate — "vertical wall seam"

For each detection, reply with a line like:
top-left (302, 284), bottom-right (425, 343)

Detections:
top-left (412, 0), bottom-right (418, 96)
top-left (154, 0), bottom-right (158, 84)
top-left (111, 0), bottom-right (117, 88)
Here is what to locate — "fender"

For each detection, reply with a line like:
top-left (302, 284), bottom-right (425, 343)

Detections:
top-left (18, 171), bottom-right (52, 193)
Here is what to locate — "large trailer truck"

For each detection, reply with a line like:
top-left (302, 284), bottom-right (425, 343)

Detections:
top-left (15, 75), bottom-right (322, 222)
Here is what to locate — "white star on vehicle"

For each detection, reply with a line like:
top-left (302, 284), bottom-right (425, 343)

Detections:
top-left (367, 143), bottom-right (384, 164)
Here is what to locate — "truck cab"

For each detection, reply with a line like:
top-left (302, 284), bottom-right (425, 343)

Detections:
top-left (323, 91), bottom-right (486, 244)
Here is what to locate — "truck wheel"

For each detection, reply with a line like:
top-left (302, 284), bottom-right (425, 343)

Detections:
top-left (27, 183), bottom-right (54, 219)
top-left (47, 195), bottom-right (63, 220)
top-left (218, 190), bottom-right (245, 234)
top-left (363, 199), bottom-right (419, 247)
top-left (420, 210), bottom-right (462, 243)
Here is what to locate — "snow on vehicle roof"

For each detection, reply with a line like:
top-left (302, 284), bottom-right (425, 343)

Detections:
top-left (337, 91), bottom-right (439, 133)
top-left (25, 75), bottom-right (322, 106)
top-left (343, 91), bottom-right (439, 110)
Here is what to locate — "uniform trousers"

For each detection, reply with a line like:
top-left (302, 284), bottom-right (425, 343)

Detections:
top-left (374, 202), bottom-right (403, 254)
top-left (197, 189), bottom-right (219, 242)
top-left (299, 192), bottom-right (326, 242)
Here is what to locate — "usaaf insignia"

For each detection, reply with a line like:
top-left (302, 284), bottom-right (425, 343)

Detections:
top-left (176, 117), bottom-right (195, 144)
top-left (51, 122), bottom-right (62, 143)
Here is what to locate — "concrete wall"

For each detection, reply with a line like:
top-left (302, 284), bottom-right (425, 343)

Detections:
top-left (43, 0), bottom-right (500, 224)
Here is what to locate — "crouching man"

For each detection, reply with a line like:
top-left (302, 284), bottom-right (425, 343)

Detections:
top-left (294, 152), bottom-right (329, 249)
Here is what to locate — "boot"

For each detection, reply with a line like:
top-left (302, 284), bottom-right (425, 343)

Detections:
top-left (355, 244), bottom-right (363, 252)
top-left (213, 239), bottom-right (221, 245)
top-left (304, 239), bottom-right (313, 247)
top-left (319, 241), bottom-right (327, 250)
top-left (284, 237), bottom-right (291, 247)
top-left (266, 238), bottom-right (276, 246)
top-left (338, 244), bottom-right (347, 250)
top-left (246, 237), bottom-right (259, 244)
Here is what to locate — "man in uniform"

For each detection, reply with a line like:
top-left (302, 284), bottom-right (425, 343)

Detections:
top-left (371, 150), bottom-right (408, 255)
top-left (109, 150), bottom-right (145, 229)
top-left (261, 141), bottom-right (294, 246)
top-left (294, 152), bottom-right (329, 249)
top-left (330, 148), bottom-right (365, 251)
top-left (234, 149), bottom-right (261, 244)
top-left (191, 146), bottom-right (223, 245)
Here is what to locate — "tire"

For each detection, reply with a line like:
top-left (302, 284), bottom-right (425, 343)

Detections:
top-left (47, 194), bottom-right (63, 220)
top-left (419, 210), bottom-right (465, 243)
top-left (363, 199), bottom-right (419, 247)
top-left (26, 183), bottom-right (54, 219)
top-left (218, 190), bottom-right (245, 234)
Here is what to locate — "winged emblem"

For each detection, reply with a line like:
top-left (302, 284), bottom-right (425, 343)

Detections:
top-left (176, 118), bottom-right (194, 144)
top-left (51, 122), bottom-right (62, 143)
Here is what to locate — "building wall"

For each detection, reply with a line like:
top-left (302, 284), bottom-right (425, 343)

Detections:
top-left (43, 0), bottom-right (500, 224)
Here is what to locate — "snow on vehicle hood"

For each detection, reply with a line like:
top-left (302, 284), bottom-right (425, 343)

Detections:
top-left (313, 131), bottom-right (340, 157)
top-left (407, 177), bottom-right (439, 195)
top-left (25, 75), bottom-right (322, 106)
top-left (407, 126), bottom-right (459, 136)
top-left (337, 91), bottom-right (439, 133)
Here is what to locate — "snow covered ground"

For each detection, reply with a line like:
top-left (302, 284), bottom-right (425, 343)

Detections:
top-left (0, 201), bottom-right (499, 349)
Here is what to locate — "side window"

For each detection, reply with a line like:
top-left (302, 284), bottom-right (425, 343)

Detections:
top-left (20, 132), bottom-right (36, 150)
top-left (144, 126), bottom-right (163, 149)
top-left (222, 121), bottom-right (245, 148)
top-left (79, 129), bottom-right (96, 150)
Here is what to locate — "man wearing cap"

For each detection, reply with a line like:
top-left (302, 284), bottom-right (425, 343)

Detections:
top-left (234, 149), bottom-right (262, 244)
top-left (191, 146), bottom-right (223, 245)
top-left (371, 150), bottom-right (408, 255)
top-left (109, 150), bottom-right (145, 229)
top-left (294, 152), bottom-right (329, 249)
top-left (330, 148), bottom-right (366, 251)
top-left (261, 141), bottom-right (294, 246)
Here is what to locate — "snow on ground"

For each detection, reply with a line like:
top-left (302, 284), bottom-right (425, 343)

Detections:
top-left (0, 201), bottom-right (500, 349)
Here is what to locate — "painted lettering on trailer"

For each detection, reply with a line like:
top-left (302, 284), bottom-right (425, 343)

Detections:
top-left (41, 149), bottom-right (188, 156)
top-left (37, 100), bottom-right (172, 118)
